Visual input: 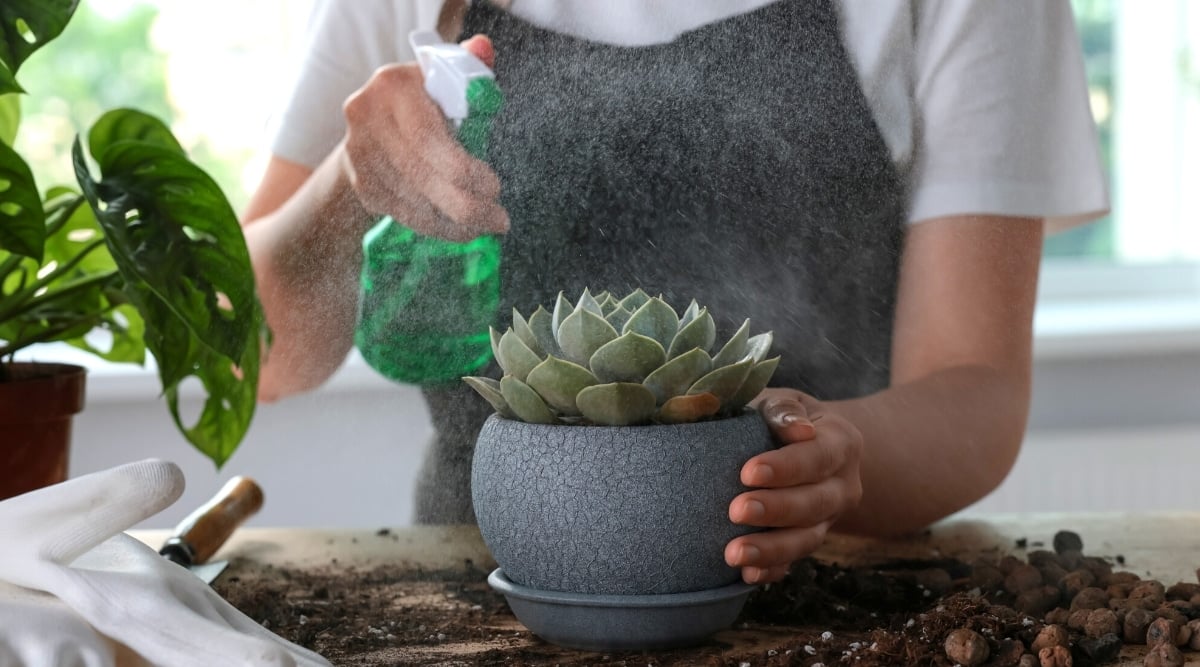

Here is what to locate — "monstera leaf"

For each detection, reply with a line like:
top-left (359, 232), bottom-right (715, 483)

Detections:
top-left (72, 109), bottom-right (265, 466)
top-left (0, 0), bottom-right (80, 94)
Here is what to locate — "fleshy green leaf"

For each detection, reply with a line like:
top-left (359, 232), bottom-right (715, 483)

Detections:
top-left (511, 308), bottom-right (543, 357)
top-left (678, 299), bottom-right (702, 328)
top-left (688, 357), bottom-right (754, 403)
top-left (576, 382), bottom-right (657, 426)
top-left (598, 292), bottom-right (618, 315)
top-left (526, 305), bottom-right (560, 358)
top-left (496, 328), bottom-right (540, 382)
top-left (589, 331), bottom-right (666, 384)
top-left (0, 136), bottom-right (43, 259)
top-left (657, 392), bottom-right (721, 424)
top-left (623, 296), bottom-right (679, 350)
top-left (551, 291), bottom-right (573, 337)
top-left (575, 287), bottom-right (603, 317)
top-left (489, 325), bottom-right (503, 362)
top-left (603, 304), bottom-right (633, 333)
top-left (500, 375), bottom-right (560, 424)
top-left (525, 356), bottom-right (598, 415)
top-left (728, 356), bottom-right (781, 410)
top-left (667, 307), bottom-right (716, 358)
top-left (555, 307), bottom-right (617, 366)
top-left (0, 1), bottom-right (80, 88)
top-left (745, 332), bottom-right (774, 363)
top-left (712, 319), bottom-right (750, 368)
top-left (618, 288), bottom-right (650, 312)
top-left (642, 347), bottom-right (712, 404)
top-left (463, 376), bottom-right (516, 419)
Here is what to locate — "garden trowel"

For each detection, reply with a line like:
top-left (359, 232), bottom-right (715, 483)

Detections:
top-left (158, 476), bottom-right (264, 584)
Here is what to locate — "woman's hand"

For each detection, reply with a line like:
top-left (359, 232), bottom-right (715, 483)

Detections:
top-left (725, 388), bottom-right (865, 584)
top-left (339, 34), bottom-right (508, 242)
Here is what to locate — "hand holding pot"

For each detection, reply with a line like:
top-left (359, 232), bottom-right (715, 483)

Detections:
top-left (725, 388), bottom-right (865, 584)
top-left (0, 460), bottom-right (332, 667)
top-left (339, 34), bottom-right (507, 242)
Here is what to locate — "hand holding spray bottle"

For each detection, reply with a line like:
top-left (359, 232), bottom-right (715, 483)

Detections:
top-left (356, 31), bottom-right (504, 386)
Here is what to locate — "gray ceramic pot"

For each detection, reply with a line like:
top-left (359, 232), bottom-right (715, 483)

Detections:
top-left (471, 411), bottom-right (773, 595)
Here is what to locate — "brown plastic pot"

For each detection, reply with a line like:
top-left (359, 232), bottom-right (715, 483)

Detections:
top-left (0, 363), bottom-right (86, 500)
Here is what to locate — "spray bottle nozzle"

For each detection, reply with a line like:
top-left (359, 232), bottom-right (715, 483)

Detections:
top-left (410, 30), bottom-right (496, 128)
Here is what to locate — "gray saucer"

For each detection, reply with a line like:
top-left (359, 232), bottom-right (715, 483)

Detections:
top-left (488, 568), bottom-right (756, 651)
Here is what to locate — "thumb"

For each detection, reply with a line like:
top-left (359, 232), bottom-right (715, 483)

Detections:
top-left (755, 391), bottom-right (816, 443)
top-left (460, 34), bottom-right (495, 69)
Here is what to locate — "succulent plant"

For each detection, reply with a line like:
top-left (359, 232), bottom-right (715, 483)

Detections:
top-left (463, 288), bottom-right (780, 426)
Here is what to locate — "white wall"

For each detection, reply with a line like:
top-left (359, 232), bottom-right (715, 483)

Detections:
top-left (56, 331), bottom-right (1200, 532)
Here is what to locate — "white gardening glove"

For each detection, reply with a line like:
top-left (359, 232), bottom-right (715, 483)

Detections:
top-left (0, 459), bottom-right (332, 667)
top-left (0, 581), bottom-right (123, 667)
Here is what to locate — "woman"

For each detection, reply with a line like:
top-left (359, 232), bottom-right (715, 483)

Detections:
top-left (241, 0), bottom-right (1108, 584)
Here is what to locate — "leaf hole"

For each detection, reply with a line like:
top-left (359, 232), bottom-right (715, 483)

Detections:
top-left (36, 260), bottom-right (58, 279)
top-left (183, 226), bottom-right (217, 244)
top-left (175, 375), bottom-right (205, 429)
top-left (0, 202), bottom-right (21, 216)
top-left (67, 228), bottom-right (98, 242)
top-left (0, 178), bottom-right (11, 192)
top-left (14, 19), bottom-right (36, 45)
top-left (216, 290), bottom-right (234, 314)
top-left (124, 208), bottom-right (139, 221)
top-left (84, 327), bottom-right (115, 355)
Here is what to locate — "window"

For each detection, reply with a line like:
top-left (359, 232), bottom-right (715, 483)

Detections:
top-left (1034, 1), bottom-right (1200, 356)
top-left (14, 0), bottom-right (313, 212)
top-left (13, 1), bottom-right (1199, 363)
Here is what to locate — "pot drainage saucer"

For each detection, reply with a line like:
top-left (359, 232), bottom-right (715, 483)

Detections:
top-left (487, 568), bottom-right (756, 651)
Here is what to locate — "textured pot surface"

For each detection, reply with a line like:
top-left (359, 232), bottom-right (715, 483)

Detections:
top-left (472, 411), bottom-right (773, 595)
top-left (0, 363), bottom-right (87, 500)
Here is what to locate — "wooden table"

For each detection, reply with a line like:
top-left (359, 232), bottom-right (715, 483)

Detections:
top-left (134, 513), bottom-right (1200, 665)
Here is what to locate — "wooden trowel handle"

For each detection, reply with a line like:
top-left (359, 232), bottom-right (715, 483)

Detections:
top-left (161, 476), bottom-right (264, 566)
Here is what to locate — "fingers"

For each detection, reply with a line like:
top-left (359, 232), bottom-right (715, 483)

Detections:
top-left (0, 460), bottom-right (183, 567)
top-left (0, 582), bottom-right (116, 667)
top-left (460, 34), bottom-right (495, 69)
top-left (741, 436), bottom-right (850, 488)
top-left (341, 61), bottom-right (508, 240)
top-left (730, 477), bottom-right (856, 529)
top-left (754, 389), bottom-right (817, 443)
top-left (725, 521), bottom-right (833, 583)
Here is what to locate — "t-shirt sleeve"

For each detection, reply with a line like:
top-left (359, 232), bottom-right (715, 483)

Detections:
top-left (908, 0), bottom-right (1110, 232)
top-left (267, 0), bottom-right (423, 168)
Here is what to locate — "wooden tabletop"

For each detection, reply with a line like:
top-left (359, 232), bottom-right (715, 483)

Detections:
top-left (132, 513), bottom-right (1200, 665)
top-left (135, 512), bottom-right (1200, 583)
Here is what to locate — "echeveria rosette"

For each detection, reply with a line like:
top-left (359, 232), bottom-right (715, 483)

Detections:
top-left (463, 288), bottom-right (780, 426)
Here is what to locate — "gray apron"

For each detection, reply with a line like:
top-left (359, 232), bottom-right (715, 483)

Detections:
top-left (415, 0), bottom-right (907, 523)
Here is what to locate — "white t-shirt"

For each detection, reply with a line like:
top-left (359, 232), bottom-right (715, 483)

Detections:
top-left (270, 0), bottom-right (1109, 230)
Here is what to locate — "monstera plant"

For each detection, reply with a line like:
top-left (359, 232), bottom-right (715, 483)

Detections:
top-left (464, 288), bottom-right (780, 426)
top-left (468, 288), bottom-right (782, 652)
top-left (0, 0), bottom-right (265, 498)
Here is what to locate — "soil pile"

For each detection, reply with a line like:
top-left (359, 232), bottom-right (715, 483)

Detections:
top-left (215, 531), bottom-right (1200, 666)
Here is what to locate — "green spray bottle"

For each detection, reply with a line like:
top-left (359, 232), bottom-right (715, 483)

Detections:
top-left (356, 30), bottom-right (504, 386)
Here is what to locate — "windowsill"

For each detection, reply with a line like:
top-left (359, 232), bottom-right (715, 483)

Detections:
top-left (1032, 296), bottom-right (1200, 361)
top-left (12, 296), bottom-right (1200, 403)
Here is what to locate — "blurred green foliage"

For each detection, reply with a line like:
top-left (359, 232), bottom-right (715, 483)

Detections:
top-left (12, 0), bottom-right (1120, 258)
top-left (1044, 0), bottom-right (1116, 259)
top-left (13, 1), bottom-right (245, 208)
